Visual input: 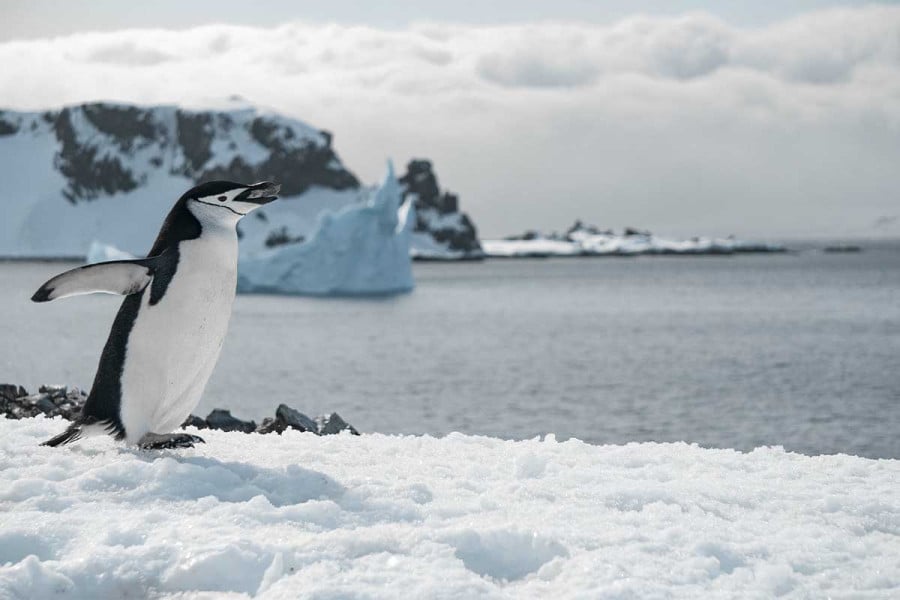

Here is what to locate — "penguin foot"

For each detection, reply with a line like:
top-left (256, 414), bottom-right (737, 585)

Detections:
top-left (138, 432), bottom-right (206, 450)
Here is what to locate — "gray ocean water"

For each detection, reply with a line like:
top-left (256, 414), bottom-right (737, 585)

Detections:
top-left (3, 243), bottom-right (899, 458)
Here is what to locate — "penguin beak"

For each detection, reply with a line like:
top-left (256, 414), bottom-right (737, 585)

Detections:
top-left (239, 181), bottom-right (281, 205)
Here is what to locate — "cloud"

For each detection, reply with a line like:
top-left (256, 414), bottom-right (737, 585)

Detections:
top-left (0, 7), bottom-right (898, 237)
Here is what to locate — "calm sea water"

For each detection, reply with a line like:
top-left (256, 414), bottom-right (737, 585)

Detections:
top-left (3, 243), bottom-right (899, 458)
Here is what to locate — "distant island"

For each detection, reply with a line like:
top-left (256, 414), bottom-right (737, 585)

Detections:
top-left (483, 221), bottom-right (786, 258)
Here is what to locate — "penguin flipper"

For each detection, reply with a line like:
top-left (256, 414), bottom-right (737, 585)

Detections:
top-left (32, 259), bottom-right (157, 302)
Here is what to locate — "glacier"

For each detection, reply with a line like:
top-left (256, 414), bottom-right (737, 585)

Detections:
top-left (237, 164), bottom-right (415, 296)
top-left (1, 416), bottom-right (897, 598)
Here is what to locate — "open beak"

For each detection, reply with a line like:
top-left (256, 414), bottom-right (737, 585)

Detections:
top-left (240, 181), bottom-right (281, 204)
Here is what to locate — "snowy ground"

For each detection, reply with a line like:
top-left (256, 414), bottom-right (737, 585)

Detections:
top-left (1, 418), bottom-right (898, 599)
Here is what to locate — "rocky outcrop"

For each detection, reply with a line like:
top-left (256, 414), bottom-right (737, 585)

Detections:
top-left (399, 159), bottom-right (483, 260)
top-left (1, 384), bottom-right (359, 437)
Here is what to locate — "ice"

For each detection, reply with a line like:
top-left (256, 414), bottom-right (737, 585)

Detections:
top-left (85, 240), bottom-right (135, 264)
top-left (1, 416), bottom-right (898, 599)
top-left (237, 163), bottom-right (415, 296)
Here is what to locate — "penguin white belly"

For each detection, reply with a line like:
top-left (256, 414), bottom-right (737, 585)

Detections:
top-left (119, 233), bottom-right (237, 443)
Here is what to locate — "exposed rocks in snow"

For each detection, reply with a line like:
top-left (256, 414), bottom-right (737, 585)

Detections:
top-left (45, 102), bottom-right (359, 202)
top-left (399, 159), bottom-right (484, 260)
top-left (0, 384), bottom-right (359, 437)
top-left (485, 221), bottom-right (787, 258)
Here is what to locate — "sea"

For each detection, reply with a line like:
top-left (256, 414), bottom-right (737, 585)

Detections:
top-left (2, 241), bottom-right (898, 459)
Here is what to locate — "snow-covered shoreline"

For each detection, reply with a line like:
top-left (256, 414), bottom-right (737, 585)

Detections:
top-left (1, 417), bottom-right (897, 598)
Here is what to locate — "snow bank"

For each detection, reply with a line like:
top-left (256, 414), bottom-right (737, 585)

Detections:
top-left (237, 164), bottom-right (415, 296)
top-left (1, 417), bottom-right (897, 599)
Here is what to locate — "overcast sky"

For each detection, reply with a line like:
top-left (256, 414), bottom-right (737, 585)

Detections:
top-left (1, 1), bottom-right (898, 238)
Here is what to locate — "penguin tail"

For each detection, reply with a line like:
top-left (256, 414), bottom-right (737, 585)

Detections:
top-left (41, 423), bottom-right (84, 447)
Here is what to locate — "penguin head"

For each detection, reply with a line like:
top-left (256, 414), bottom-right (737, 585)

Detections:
top-left (184, 180), bottom-right (281, 221)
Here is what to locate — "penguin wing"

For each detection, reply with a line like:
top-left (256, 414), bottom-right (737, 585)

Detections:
top-left (31, 258), bottom-right (159, 302)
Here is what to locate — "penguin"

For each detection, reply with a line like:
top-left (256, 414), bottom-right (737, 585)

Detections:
top-left (34, 180), bottom-right (280, 449)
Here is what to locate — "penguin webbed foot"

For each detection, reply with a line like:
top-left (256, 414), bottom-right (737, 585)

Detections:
top-left (138, 432), bottom-right (205, 450)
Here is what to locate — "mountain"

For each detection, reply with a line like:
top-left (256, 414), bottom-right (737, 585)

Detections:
top-left (0, 102), bottom-right (475, 261)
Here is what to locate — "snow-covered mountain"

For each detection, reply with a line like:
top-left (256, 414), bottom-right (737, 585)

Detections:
top-left (0, 102), bottom-right (472, 262)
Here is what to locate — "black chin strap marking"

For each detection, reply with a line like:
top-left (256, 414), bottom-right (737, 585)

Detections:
top-left (194, 198), bottom-right (246, 217)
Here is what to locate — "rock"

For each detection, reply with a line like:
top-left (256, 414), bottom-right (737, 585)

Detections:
top-left (276, 404), bottom-right (318, 433)
top-left (317, 412), bottom-right (360, 436)
top-left (39, 384), bottom-right (67, 396)
top-left (181, 414), bottom-right (208, 430)
top-left (204, 409), bottom-right (256, 433)
top-left (36, 397), bottom-right (59, 415)
top-left (2, 383), bottom-right (360, 439)
top-left (399, 159), bottom-right (483, 258)
top-left (256, 417), bottom-right (287, 435)
top-left (0, 384), bottom-right (19, 403)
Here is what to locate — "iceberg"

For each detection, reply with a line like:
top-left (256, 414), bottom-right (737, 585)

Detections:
top-left (237, 163), bottom-right (415, 296)
top-left (85, 240), bottom-right (136, 264)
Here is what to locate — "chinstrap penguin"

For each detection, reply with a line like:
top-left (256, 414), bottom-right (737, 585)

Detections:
top-left (34, 180), bottom-right (280, 449)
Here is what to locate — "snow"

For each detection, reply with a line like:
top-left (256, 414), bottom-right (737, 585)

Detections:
top-left (237, 164), bottom-right (415, 296)
top-left (1, 417), bottom-right (898, 599)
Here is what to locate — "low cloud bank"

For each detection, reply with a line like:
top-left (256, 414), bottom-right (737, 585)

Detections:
top-left (1, 7), bottom-right (898, 237)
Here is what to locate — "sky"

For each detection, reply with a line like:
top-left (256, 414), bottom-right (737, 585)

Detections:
top-left (0, 1), bottom-right (898, 238)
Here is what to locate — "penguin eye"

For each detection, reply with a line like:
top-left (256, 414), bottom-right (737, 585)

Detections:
top-left (217, 196), bottom-right (227, 202)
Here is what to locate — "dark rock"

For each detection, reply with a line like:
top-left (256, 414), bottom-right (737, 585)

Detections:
top-left (264, 226), bottom-right (305, 248)
top-left (181, 414), bottom-right (208, 430)
top-left (0, 111), bottom-right (18, 136)
top-left (256, 417), bottom-right (287, 435)
top-left (82, 103), bottom-right (159, 151)
top-left (204, 409), bottom-right (256, 433)
top-left (3, 383), bottom-right (360, 439)
top-left (175, 110), bottom-right (214, 174)
top-left (317, 412), bottom-right (360, 436)
top-left (0, 384), bottom-right (19, 403)
top-left (54, 107), bottom-right (140, 203)
top-left (624, 227), bottom-right (652, 237)
top-left (276, 404), bottom-right (318, 433)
